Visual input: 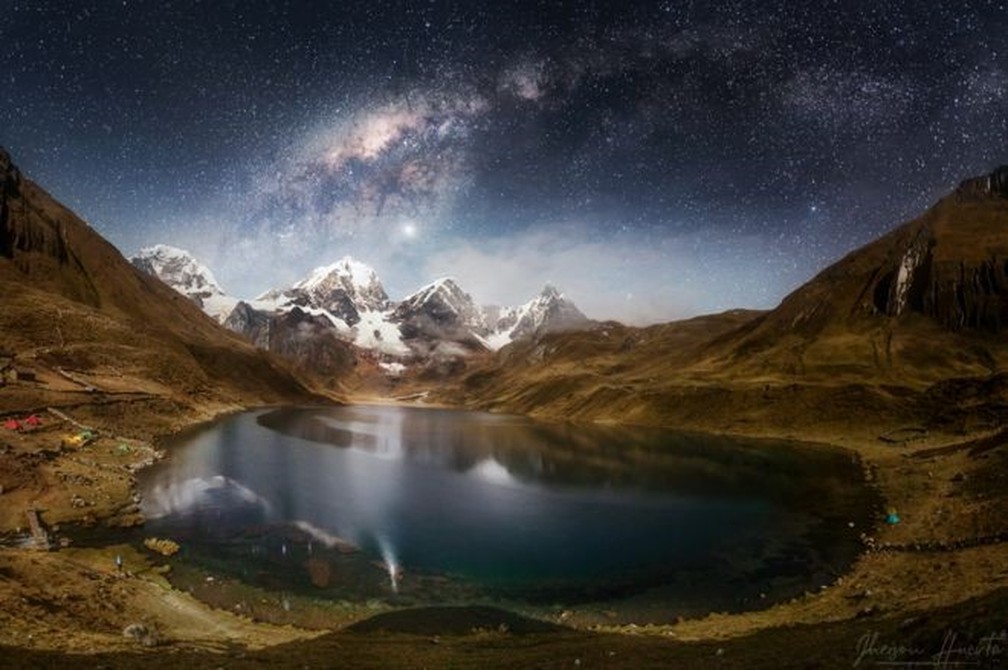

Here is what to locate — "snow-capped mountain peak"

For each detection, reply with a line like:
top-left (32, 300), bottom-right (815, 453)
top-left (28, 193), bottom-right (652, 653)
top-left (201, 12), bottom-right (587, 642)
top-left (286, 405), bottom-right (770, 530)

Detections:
top-left (538, 283), bottom-right (561, 299)
top-left (260, 255), bottom-right (390, 315)
top-left (394, 277), bottom-right (488, 332)
top-left (133, 244), bottom-right (591, 364)
top-left (250, 256), bottom-right (405, 356)
top-left (295, 256), bottom-right (381, 294)
top-left (130, 245), bottom-right (238, 322)
top-left (405, 277), bottom-right (465, 305)
top-left (488, 283), bottom-right (589, 347)
top-left (132, 244), bottom-right (224, 297)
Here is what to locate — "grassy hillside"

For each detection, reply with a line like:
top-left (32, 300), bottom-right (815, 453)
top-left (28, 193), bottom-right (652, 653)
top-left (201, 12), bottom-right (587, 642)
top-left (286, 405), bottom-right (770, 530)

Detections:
top-left (442, 169), bottom-right (1008, 439)
top-left (0, 147), bottom-right (325, 416)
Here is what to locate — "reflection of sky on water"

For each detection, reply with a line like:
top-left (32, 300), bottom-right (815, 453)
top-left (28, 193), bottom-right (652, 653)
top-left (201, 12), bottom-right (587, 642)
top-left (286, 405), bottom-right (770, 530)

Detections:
top-left (139, 406), bottom-right (867, 586)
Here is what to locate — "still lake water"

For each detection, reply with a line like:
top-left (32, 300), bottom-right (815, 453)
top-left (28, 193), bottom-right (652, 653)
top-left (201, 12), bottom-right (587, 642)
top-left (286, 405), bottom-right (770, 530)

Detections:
top-left (139, 405), bottom-right (875, 622)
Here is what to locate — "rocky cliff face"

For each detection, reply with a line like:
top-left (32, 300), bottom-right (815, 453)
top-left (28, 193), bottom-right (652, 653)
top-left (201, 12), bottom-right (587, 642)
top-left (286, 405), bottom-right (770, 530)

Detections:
top-left (282, 287), bottom-right (361, 326)
top-left (868, 166), bottom-right (1008, 333)
top-left (224, 302), bottom-right (357, 379)
top-left (393, 278), bottom-right (488, 344)
top-left (262, 307), bottom-right (357, 379)
top-left (0, 147), bottom-right (95, 303)
top-left (871, 232), bottom-right (1008, 333)
top-left (954, 166), bottom-right (1008, 201)
top-left (696, 164), bottom-right (1008, 385)
top-left (0, 149), bottom-right (21, 258)
top-left (224, 301), bottom-right (272, 348)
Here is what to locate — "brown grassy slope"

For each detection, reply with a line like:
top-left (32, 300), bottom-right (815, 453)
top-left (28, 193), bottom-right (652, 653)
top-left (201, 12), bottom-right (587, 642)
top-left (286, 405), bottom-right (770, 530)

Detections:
top-left (0, 147), bottom-right (320, 409)
top-left (701, 177), bottom-right (1008, 387)
top-left (443, 168), bottom-right (1008, 436)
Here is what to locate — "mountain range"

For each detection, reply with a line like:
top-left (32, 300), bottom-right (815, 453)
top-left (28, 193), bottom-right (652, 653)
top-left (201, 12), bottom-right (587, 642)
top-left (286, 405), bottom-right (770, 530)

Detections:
top-left (130, 246), bottom-right (590, 371)
top-left (8, 139), bottom-right (1008, 438)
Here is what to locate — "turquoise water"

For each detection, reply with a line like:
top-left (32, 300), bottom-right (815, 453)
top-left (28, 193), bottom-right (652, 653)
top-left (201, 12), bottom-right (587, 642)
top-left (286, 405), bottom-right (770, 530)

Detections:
top-left (138, 405), bottom-right (873, 620)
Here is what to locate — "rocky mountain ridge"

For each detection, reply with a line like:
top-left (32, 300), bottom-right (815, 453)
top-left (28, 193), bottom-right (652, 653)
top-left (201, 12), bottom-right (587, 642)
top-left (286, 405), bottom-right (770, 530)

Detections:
top-left (131, 248), bottom-right (590, 372)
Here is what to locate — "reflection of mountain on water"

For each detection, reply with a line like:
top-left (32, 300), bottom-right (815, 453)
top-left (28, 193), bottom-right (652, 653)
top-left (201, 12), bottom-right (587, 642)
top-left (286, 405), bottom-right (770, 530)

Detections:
top-left (143, 474), bottom-right (273, 520)
top-left (140, 474), bottom-right (275, 541)
top-left (255, 406), bottom-right (866, 510)
top-left (257, 408), bottom-right (373, 448)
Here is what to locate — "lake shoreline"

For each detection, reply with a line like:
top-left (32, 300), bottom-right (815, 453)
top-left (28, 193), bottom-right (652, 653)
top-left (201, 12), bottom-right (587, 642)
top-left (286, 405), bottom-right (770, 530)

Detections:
top-left (1, 391), bottom-right (1006, 667)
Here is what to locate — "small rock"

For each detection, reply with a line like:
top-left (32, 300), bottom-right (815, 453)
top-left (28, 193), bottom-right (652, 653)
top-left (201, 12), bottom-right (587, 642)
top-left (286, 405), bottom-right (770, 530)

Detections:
top-left (143, 537), bottom-right (180, 556)
top-left (122, 623), bottom-right (158, 647)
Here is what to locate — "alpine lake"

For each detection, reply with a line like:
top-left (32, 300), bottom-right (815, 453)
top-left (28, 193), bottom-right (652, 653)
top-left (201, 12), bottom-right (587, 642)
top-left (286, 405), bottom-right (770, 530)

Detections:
top-left (127, 405), bottom-right (877, 625)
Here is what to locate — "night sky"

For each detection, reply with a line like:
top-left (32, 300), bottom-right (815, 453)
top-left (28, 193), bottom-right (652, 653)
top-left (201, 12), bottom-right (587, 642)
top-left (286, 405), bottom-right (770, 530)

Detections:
top-left (2, 1), bottom-right (1007, 323)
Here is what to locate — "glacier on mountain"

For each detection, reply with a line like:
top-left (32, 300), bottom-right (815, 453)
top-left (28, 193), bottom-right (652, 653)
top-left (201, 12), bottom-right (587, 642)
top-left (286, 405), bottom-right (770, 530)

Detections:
top-left (131, 247), bottom-right (589, 366)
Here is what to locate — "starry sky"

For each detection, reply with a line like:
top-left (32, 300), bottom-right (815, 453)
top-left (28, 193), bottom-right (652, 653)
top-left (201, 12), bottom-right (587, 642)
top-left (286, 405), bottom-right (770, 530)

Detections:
top-left (2, 1), bottom-right (1007, 323)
